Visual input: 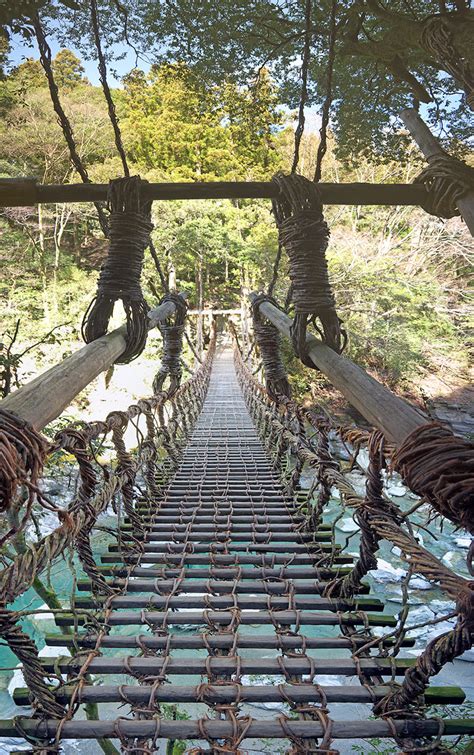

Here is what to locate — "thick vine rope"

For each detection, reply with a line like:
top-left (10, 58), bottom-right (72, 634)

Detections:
top-left (291, 0), bottom-right (313, 174)
top-left (153, 292), bottom-right (188, 394)
top-left (82, 176), bottom-right (153, 363)
top-left (314, 0), bottom-right (338, 183)
top-left (392, 422), bottom-right (474, 533)
top-left (32, 13), bottom-right (109, 238)
top-left (251, 294), bottom-right (292, 400)
top-left (415, 152), bottom-right (474, 218)
top-left (0, 409), bottom-right (48, 515)
top-left (271, 172), bottom-right (346, 363)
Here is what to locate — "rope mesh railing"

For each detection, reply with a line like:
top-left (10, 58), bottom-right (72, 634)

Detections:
top-left (0, 334), bottom-right (472, 753)
top-left (234, 342), bottom-right (474, 751)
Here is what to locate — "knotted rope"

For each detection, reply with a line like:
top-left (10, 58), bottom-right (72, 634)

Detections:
top-left (271, 172), bottom-right (345, 365)
top-left (393, 422), bottom-right (474, 534)
top-left (415, 152), bottom-right (474, 219)
top-left (153, 292), bottom-right (188, 395)
top-left (82, 176), bottom-right (153, 363)
top-left (251, 294), bottom-right (292, 401)
top-left (0, 409), bottom-right (48, 514)
top-left (420, 15), bottom-right (474, 111)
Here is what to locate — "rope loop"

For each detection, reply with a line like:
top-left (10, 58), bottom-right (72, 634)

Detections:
top-left (153, 293), bottom-right (188, 395)
top-left (82, 175), bottom-right (153, 363)
top-left (415, 153), bottom-right (474, 219)
top-left (271, 172), bottom-right (346, 365)
top-left (392, 421), bottom-right (474, 533)
top-left (0, 408), bottom-right (48, 514)
top-left (251, 293), bottom-right (292, 400)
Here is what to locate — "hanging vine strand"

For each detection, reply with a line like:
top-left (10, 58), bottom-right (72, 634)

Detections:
top-left (32, 13), bottom-right (109, 238)
top-left (314, 0), bottom-right (338, 183)
top-left (291, 0), bottom-right (313, 174)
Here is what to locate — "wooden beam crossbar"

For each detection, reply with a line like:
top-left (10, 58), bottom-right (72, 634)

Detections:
top-left (0, 178), bottom-right (428, 207)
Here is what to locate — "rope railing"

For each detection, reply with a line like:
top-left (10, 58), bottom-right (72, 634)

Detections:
top-left (234, 342), bottom-right (474, 741)
top-left (0, 334), bottom-right (216, 729)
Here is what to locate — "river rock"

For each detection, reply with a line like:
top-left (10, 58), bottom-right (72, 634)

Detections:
top-left (370, 558), bottom-right (405, 583)
top-left (337, 517), bottom-right (359, 533)
top-left (409, 576), bottom-right (431, 590)
top-left (454, 537), bottom-right (471, 549)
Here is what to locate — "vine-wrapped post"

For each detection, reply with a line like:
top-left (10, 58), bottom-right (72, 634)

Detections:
top-left (400, 108), bottom-right (474, 236)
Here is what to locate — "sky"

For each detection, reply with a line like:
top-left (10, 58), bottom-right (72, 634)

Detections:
top-left (8, 30), bottom-right (143, 86)
top-left (7, 30), bottom-right (323, 133)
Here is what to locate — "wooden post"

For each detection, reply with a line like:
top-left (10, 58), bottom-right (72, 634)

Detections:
top-left (400, 108), bottom-right (474, 237)
top-left (249, 293), bottom-right (427, 446)
top-left (0, 295), bottom-right (187, 430)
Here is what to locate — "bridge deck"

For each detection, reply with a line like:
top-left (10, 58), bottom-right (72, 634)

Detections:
top-left (9, 348), bottom-right (469, 752)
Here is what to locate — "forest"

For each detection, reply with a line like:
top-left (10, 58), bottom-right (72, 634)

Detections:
top-left (0, 1), bottom-right (471, 409)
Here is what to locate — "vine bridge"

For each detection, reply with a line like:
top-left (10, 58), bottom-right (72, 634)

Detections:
top-left (1, 122), bottom-right (474, 754)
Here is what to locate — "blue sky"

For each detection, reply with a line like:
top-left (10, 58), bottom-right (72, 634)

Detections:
top-left (8, 30), bottom-right (143, 85)
top-left (7, 30), bottom-right (324, 134)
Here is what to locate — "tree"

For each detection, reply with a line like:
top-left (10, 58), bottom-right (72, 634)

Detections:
top-left (120, 62), bottom-right (283, 180)
top-left (55, 0), bottom-right (470, 164)
top-left (52, 48), bottom-right (86, 89)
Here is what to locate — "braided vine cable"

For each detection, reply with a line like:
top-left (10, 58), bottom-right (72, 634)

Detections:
top-left (272, 172), bottom-right (346, 364)
top-left (82, 176), bottom-right (153, 363)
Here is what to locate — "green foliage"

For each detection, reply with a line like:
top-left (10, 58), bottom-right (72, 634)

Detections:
top-left (0, 42), bottom-right (470, 408)
top-left (120, 62), bottom-right (283, 180)
top-left (52, 48), bottom-right (86, 89)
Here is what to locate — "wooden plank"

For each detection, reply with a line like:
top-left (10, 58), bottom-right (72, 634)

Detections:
top-left (40, 656), bottom-right (413, 675)
top-left (76, 577), bottom-right (371, 594)
top-left (1, 717), bottom-right (472, 740)
top-left (400, 108), bottom-right (474, 236)
top-left (250, 294), bottom-right (427, 445)
top-left (0, 179), bottom-right (428, 207)
top-left (119, 529), bottom-right (332, 542)
top-left (96, 565), bottom-right (353, 578)
top-left (44, 632), bottom-right (415, 649)
top-left (55, 609), bottom-right (396, 627)
top-left (107, 542), bottom-right (336, 553)
top-left (73, 593), bottom-right (384, 611)
top-left (0, 295), bottom-right (187, 430)
top-left (124, 515), bottom-right (309, 524)
top-left (13, 683), bottom-right (462, 707)
top-left (100, 552), bottom-right (354, 564)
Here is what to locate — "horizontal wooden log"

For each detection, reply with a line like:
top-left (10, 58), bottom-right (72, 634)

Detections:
top-left (55, 609), bottom-right (396, 627)
top-left (250, 294), bottom-right (427, 445)
top-left (13, 683), bottom-right (461, 707)
top-left (120, 529), bottom-right (332, 542)
top-left (73, 593), bottom-right (383, 611)
top-left (97, 565), bottom-right (353, 578)
top-left (0, 294), bottom-right (187, 429)
top-left (107, 542), bottom-right (336, 553)
top-left (100, 552), bottom-right (353, 565)
top-left (44, 631), bottom-right (414, 650)
top-left (1, 717), bottom-right (472, 741)
top-left (76, 577), bottom-right (370, 594)
top-left (40, 655), bottom-right (412, 675)
top-left (0, 179), bottom-right (429, 207)
top-left (400, 108), bottom-right (474, 237)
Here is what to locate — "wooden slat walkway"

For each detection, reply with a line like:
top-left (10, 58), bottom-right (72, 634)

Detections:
top-left (9, 348), bottom-right (469, 752)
